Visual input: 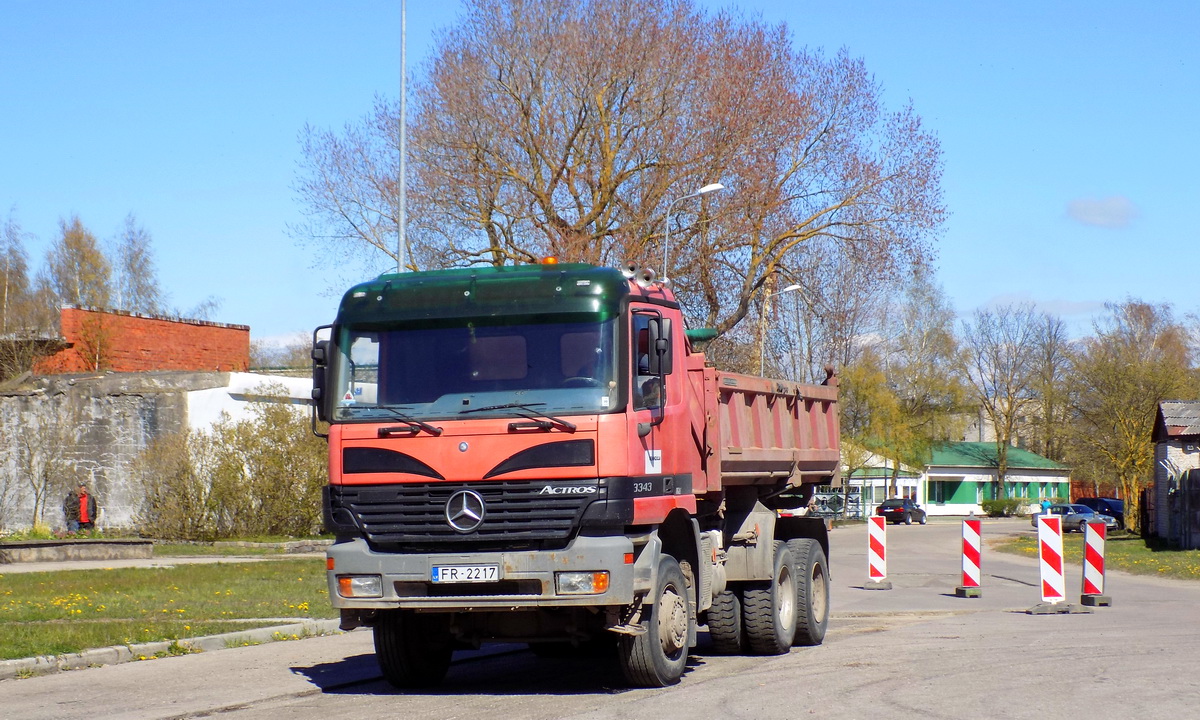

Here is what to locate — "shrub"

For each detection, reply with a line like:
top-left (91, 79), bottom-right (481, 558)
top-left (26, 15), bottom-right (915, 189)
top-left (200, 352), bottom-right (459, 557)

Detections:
top-left (133, 383), bottom-right (326, 540)
top-left (981, 498), bottom-right (1023, 517)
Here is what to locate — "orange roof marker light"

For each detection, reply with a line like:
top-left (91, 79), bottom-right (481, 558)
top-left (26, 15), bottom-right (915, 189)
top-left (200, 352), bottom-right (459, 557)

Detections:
top-left (541, 256), bottom-right (559, 265)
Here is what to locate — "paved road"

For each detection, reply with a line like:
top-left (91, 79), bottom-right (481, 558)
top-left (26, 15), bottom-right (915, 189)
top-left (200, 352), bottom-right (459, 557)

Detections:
top-left (5, 518), bottom-right (1200, 719)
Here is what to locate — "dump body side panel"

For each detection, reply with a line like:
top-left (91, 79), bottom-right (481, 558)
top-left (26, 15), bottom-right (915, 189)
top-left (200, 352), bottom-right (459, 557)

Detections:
top-left (710, 371), bottom-right (840, 490)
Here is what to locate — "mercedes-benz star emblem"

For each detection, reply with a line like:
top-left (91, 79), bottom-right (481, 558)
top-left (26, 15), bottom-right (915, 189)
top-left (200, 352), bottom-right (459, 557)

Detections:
top-left (445, 490), bottom-right (486, 533)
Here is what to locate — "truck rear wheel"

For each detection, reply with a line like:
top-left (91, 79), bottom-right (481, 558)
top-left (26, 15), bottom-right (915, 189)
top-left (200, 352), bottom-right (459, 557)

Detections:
top-left (706, 589), bottom-right (744, 654)
top-left (374, 610), bottom-right (453, 689)
top-left (743, 541), bottom-right (796, 655)
top-left (618, 555), bottom-right (691, 687)
top-left (787, 538), bottom-right (829, 646)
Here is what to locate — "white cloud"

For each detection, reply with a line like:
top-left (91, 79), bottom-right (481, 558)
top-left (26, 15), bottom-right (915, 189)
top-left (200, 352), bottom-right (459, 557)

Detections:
top-left (1066, 195), bottom-right (1138, 228)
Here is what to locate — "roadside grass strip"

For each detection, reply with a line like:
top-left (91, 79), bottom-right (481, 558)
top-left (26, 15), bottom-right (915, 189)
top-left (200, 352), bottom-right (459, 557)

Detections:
top-left (0, 558), bottom-right (336, 661)
top-left (993, 532), bottom-right (1200, 581)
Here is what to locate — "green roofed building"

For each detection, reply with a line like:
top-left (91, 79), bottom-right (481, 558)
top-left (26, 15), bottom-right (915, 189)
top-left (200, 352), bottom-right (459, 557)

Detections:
top-left (830, 441), bottom-right (1070, 518)
top-left (924, 442), bottom-right (1070, 517)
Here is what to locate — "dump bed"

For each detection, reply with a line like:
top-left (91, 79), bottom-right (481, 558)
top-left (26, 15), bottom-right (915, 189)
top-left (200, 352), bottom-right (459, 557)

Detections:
top-left (700, 368), bottom-right (840, 491)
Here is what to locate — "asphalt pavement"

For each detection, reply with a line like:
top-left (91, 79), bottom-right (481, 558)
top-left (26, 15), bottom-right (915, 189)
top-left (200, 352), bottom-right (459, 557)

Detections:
top-left (5, 518), bottom-right (1200, 719)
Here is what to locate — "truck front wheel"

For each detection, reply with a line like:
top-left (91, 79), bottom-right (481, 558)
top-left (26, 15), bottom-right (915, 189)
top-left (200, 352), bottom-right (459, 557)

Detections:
top-left (743, 541), bottom-right (797, 654)
top-left (618, 555), bottom-right (691, 687)
top-left (374, 610), bottom-right (453, 689)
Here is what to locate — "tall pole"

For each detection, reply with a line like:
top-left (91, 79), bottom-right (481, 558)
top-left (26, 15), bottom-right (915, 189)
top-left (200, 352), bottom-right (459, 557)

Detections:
top-left (661, 183), bottom-right (724, 285)
top-left (397, 0), bottom-right (407, 273)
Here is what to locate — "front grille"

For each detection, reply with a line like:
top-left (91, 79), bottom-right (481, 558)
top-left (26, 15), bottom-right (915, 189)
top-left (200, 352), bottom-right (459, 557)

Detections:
top-left (330, 480), bottom-right (600, 551)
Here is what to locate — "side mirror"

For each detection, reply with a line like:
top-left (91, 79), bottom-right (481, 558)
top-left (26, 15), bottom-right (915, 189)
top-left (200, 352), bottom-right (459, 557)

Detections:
top-left (311, 327), bottom-right (331, 430)
top-left (646, 317), bottom-right (672, 375)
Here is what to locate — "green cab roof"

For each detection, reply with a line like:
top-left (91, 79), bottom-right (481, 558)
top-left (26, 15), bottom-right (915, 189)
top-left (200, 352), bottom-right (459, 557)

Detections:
top-left (336, 263), bottom-right (632, 326)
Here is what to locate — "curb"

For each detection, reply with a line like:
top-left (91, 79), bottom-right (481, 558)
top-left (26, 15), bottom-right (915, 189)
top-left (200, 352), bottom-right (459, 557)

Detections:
top-left (0, 618), bottom-right (343, 681)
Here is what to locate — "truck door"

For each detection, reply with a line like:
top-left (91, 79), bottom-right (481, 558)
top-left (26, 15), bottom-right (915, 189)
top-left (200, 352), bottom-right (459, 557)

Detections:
top-left (630, 309), bottom-right (684, 478)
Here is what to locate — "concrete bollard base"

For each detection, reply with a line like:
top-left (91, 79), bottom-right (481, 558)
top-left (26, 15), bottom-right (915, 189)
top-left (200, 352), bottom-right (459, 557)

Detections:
top-left (1026, 602), bottom-right (1092, 615)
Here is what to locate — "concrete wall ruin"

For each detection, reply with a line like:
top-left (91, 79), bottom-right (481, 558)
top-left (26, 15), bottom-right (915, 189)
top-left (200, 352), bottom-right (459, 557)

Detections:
top-left (0, 371), bottom-right (312, 532)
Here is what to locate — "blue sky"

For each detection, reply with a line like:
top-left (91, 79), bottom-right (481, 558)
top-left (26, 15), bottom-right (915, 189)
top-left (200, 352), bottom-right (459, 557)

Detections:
top-left (2, 1), bottom-right (1197, 346)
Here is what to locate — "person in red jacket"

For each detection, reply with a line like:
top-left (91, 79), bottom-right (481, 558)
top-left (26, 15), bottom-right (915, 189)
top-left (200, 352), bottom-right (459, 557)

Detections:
top-left (63, 482), bottom-right (99, 532)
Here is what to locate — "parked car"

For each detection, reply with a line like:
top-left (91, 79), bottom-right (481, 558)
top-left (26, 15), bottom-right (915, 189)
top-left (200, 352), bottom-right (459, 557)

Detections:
top-left (876, 498), bottom-right (927, 525)
top-left (1076, 497), bottom-right (1125, 529)
top-left (1031, 503), bottom-right (1119, 533)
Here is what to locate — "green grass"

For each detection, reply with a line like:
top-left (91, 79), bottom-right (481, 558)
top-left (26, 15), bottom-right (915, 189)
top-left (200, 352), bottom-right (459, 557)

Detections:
top-left (993, 532), bottom-right (1200, 581)
top-left (0, 558), bottom-right (337, 661)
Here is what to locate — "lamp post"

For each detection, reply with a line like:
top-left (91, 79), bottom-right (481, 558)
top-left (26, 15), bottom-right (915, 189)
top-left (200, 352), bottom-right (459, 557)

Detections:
top-left (758, 283), bottom-right (802, 375)
top-left (662, 182), bottom-right (724, 284)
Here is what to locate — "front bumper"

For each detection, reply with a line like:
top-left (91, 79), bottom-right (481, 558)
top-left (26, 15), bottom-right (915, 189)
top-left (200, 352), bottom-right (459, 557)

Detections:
top-left (326, 534), bottom-right (646, 611)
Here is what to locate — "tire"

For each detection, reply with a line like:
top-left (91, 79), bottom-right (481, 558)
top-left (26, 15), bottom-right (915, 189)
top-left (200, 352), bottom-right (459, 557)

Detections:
top-left (743, 541), bottom-right (797, 655)
top-left (373, 610), bottom-right (453, 689)
top-left (618, 554), bottom-right (691, 687)
top-left (787, 539), bottom-right (829, 646)
top-left (904, 513), bottom-right (913, 525)
top-left (918, 513), bottom-right (927, 525)
top-left (706, 589), bottom-right (745, 655)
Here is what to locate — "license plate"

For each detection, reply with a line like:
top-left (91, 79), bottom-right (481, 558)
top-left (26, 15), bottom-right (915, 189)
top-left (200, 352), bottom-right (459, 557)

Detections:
top-left (431, 564), bottom-right (499, 583)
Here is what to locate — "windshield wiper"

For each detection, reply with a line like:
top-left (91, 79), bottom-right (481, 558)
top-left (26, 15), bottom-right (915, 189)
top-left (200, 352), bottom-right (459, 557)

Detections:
top-left (369, 407), bottom-right (443, 436)
top-left (460, 402), bottom-right (576, 433)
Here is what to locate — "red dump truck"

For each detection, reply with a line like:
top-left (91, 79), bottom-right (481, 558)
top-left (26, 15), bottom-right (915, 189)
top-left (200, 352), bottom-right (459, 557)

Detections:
top-left (313, 261), bottom-right (839, 688)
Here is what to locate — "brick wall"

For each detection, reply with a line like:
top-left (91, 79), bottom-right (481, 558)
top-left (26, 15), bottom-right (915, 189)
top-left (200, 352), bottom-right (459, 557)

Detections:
top-left (34, 307), bottom-right (250, 374)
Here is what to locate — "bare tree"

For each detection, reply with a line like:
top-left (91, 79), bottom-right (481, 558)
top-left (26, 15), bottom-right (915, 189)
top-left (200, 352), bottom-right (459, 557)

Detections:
top-left (9, 400), bottom-right (83, 528)
top-left (1, 211), bottom-right (32, 334)
top-left (840, 269), bottom-right (964, 496)
top-left (1068, 300), bottom-right (1197, 532)
top-left (884, 268), bottom-right (967, 452)
top-left (112, 214), bottom-right (166, 315)
top-left (1027, 314), bottom-right (1072, 463)
top-left (250, 333), bottom-right (312, 371)
top-left (45, 216), bottom-right (112, 308)
top-left (293, 0), bottom-right (945, 343)
top-left (771, 240), bottom-right (893, 384)
top-left (0, 212), bottom-right (62, 381)
top-left (959, 304), bottom-right (1041, 499)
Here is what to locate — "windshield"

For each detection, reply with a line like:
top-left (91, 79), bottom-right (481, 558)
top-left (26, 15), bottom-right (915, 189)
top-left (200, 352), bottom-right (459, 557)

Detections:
top-left (331, 315), bottom-right (618, 421)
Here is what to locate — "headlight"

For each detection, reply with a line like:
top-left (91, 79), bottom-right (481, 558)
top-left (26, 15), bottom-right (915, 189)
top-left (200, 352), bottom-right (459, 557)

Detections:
top-left (555, 571), bottom-right (610, 595)
top-left (337, 575), bottom-right (383, 598)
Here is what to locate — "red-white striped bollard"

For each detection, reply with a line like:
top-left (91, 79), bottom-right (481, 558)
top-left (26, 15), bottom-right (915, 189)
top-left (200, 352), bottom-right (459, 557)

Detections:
top-left (1081, 521), bottom-right (1112, 607)
top-left (864, 515), bottom-right (891, 589)
top-left (956, 517), bottom-right (982, 598)
top-left (1037, 515), bottom-right (1066, 603)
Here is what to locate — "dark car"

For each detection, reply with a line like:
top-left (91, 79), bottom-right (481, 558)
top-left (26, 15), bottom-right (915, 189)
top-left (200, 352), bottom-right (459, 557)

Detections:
top-left (875, 498), bottom-right (927, 525)
top-left (1076, 497), bottom-right (1125, 529)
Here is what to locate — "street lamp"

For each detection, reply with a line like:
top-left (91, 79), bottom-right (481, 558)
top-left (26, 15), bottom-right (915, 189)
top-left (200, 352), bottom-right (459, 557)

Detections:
top-left (758, 283), bottom-right (802, 375)
top-left (662, 182), bottom-right (725, 284)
